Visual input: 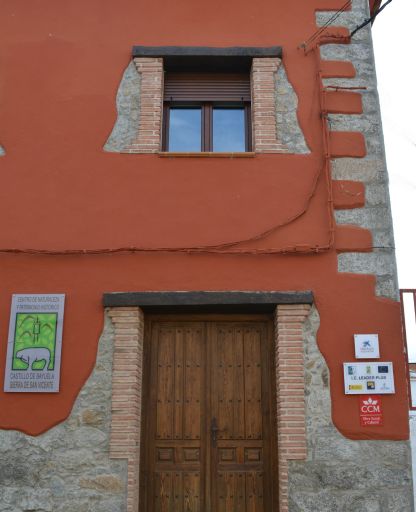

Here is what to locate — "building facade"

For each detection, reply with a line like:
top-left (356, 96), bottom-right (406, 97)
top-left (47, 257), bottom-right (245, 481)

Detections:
top-left (0, 0), bottom-right (413, 510)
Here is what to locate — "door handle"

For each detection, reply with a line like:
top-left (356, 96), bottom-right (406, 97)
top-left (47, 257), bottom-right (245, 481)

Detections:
top-left (211, 417), bottom-right (219, 446)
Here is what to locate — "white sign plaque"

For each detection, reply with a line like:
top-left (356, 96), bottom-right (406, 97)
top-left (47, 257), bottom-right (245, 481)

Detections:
top-left (4, 294), bottom-right (65, 393)
top-left (343, 362), bottom-right (395, 395)
top-left (354, 334), bottom-right (380, 359)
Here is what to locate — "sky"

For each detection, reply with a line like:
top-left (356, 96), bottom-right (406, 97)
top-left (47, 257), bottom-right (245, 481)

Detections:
top-left (372, 0), bottom-right (416, 288)
top-left (372, 0), bottom-right (416, 359)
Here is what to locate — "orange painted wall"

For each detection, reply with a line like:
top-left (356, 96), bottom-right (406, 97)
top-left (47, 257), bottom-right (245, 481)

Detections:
top-left (0, 0), bottom-right (408, 440)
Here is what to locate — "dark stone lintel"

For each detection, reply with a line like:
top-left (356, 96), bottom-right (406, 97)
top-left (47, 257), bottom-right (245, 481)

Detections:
top-left (103, 291), bottom-right (313, 312)
top-left (132, 46), bottom-right (282, 59)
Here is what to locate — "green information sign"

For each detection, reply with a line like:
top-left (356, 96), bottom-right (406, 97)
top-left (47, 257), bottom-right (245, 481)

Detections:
top-left (4, 294), bottom-right (65, 393)
top-left (12, 313), bottom-right (58, 371)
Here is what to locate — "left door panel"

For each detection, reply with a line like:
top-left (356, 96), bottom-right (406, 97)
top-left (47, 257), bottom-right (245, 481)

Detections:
top-left (146, 322), bottom-right (206, 511)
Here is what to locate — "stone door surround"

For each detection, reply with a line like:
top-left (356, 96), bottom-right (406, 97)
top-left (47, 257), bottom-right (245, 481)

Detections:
top-left (104, 291), bottom-right (313, 512)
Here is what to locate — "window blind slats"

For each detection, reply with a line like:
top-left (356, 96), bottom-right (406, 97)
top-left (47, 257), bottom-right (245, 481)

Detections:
top-left (164, 73), bottom-right (251, 102)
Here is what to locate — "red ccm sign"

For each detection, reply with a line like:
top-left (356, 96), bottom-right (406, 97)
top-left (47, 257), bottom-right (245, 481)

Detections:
top-left (359, 396), bottom-right (383, 426)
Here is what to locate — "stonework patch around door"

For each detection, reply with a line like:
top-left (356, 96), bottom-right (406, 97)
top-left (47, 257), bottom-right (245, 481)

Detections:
top-left (0, 302), bottom-right (411, 511)
top-left (107, 305), bottom-right (311, 512)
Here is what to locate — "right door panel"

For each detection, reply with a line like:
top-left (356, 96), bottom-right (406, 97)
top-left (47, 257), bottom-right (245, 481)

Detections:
top-left (142, 318), bottom-right (276, 512)
top-left (209, 322), bottom-right (273, 512)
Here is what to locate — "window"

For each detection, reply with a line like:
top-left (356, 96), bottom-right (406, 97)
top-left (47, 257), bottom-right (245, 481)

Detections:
top-left (106, 46), bottom-right (286, 154)
top-left (162, 73), bottom-right (251, 152)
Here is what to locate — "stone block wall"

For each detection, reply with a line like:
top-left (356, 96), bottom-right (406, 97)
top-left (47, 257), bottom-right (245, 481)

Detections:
top-left (0, 305), bottom-right (312, 512)
top-left (288, 306), bottom-right (413, 511)
top-left (0, 302), bottom-right (412, 512)
top-left (280, 2), bottom-right (415, 507)
top-left (103, 61), bottom-right (141, 153)
top-left (0, 314), bottom-right (127, 512)
top-left (275, 63), bottom-right (310, 154)
top-left (318, 0), bottom-right (399, 299)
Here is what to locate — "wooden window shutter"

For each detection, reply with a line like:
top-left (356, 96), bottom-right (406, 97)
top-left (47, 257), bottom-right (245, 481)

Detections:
top-left (164, 72), bottom-right (251, 102)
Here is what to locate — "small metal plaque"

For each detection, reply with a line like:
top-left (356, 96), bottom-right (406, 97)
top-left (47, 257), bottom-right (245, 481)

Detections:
top-left (354, 334), bottom-right (380, 359)
top-left (343, 362), bottom-right (395, 395)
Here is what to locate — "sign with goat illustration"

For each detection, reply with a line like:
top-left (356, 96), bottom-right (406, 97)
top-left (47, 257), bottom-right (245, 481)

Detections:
top-left (4, 294), bottom-right (65, 392)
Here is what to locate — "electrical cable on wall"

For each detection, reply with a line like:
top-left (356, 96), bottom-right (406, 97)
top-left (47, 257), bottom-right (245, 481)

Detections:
top-left (0, 155), bottom-right (325, 256)
top-left (301, 0), bottom-right (393, 54)
top-left (0, 26), bottom-right (368, 257)
top-left (300, 0), bottom-right (352, 51)
top-left (0, 43), bottom-right (341, 257)
top-left (350, 0), bottom-right (393, 37)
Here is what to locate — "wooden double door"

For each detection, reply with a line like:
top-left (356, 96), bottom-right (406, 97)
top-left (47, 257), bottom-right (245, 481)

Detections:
top-left (140, 316), bottom-right (277, 511)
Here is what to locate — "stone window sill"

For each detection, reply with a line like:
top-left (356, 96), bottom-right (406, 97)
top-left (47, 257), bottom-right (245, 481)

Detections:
top-left (158, 152), bottom-right (256, 158)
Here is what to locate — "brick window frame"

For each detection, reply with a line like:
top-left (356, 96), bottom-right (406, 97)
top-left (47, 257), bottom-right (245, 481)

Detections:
top-left (123, 58), bottom-right (164, 154)
top-left (107, 301), bottom-right (310, 511)
top-left (251, 57), bottom-right (288, 153)
top-left (123, 47), bottom-right (288, 154)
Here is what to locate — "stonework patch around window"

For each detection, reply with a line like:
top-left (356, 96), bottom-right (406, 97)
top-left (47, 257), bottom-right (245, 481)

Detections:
top-left (104, 56), bottom-right (308, 155)
top-left (251, 57), bottom-right (288, 153)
